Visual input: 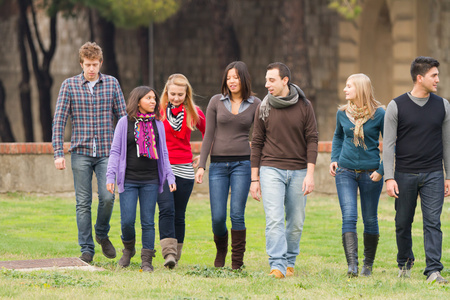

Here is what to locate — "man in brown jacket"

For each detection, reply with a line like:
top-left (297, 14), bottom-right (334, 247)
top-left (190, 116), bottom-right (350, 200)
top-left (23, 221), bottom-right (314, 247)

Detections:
top-left (250, 62), bottom-right (318, 278)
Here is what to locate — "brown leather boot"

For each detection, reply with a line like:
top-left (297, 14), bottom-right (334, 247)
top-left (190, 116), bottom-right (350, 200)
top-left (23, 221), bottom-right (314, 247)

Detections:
top-left (214, 231), bottom-right (228, 267)
top-left (118, 239), bottom-right (136, 268)
top-left (160, 238), bottom-right (177, 269)
top-left (231, 229), bottom-right (246, 270)
top-left (141, 249), bottom-right (156, 272)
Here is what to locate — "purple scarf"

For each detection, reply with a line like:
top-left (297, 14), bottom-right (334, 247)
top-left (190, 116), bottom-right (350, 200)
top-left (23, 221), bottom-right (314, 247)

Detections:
top-left (134, 112), bottom-right (158, 159)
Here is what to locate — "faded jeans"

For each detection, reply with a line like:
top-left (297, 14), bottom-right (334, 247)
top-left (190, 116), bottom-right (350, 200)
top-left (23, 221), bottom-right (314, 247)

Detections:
top-left (260, 166), bottom-right (307, 276)
top-left (71, 153), bottom-right (115, 256)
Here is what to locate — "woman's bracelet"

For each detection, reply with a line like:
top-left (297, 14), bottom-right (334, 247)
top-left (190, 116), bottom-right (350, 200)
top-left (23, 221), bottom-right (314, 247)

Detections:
top-left (251, 180), bottom-right (259, 182)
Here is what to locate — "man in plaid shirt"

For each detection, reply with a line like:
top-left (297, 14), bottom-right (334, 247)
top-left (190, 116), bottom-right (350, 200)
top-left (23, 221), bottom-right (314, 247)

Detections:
top-left (52, 42), bottom-right (127, 263)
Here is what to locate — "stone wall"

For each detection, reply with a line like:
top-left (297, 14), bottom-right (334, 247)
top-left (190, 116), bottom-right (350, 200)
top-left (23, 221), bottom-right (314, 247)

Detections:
top-left (0, 142), bottom-right (340, 195)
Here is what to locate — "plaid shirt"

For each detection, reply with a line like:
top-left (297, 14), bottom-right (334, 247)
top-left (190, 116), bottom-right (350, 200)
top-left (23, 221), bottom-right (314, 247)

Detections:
top-left (52, 72), bottom-right (127, 159)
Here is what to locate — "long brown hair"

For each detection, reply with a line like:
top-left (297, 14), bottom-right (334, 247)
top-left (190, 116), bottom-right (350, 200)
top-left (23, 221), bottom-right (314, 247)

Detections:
top-left (126, 86), bottom-right (161, 120)
top-left (160, 74), bottom-right (200, 130)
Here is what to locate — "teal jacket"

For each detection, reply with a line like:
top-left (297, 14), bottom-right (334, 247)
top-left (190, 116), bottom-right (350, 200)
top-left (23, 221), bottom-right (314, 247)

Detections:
top-left (331, 107), bottom-right (385, 175)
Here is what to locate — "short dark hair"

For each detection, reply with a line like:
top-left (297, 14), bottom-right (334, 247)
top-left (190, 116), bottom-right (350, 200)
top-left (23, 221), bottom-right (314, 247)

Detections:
top-left (267, 62), bottom-right (291, 83)
top-left (410, 56), bottom-right (440, 82)
top-left (221, 61), bottom-right (253, 100)
top-left (126, 86), bottom-right (161, 120)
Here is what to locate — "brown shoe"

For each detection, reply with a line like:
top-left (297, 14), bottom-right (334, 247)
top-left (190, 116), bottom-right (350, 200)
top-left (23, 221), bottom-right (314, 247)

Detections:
top-left (231, 229), bottom-right (246, 270)
top-left (269, 269), bottom-right (285, 279)
top-left (95, 235), bottom-right (117, 259)
top-left (141, 249), bottom-right (156, 272)
top-left (79, 252), bottom-right (93, 263)
top-left (118, 239), bottom-right (136, 268)
top-left (286, 267), bottom-right (294, 277)
top-left (214, 231), bottom-right (228, 267)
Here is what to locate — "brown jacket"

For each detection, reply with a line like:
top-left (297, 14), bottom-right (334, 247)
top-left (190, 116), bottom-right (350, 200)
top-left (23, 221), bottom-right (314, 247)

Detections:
top-left (251, 98), bottom-right (318, 170)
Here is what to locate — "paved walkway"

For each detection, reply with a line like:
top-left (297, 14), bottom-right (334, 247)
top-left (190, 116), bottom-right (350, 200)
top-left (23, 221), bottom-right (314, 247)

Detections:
top-left (0, 257), bottom-right (103, 271)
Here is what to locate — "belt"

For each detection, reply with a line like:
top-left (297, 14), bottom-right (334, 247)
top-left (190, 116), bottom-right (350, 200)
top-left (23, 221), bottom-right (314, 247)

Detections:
top-left (354, 169), bottom-right (377, 173)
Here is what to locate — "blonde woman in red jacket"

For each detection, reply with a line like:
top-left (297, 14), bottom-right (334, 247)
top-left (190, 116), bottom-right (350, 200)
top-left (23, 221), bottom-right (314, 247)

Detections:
top-left (157, 74), bottom-right (206, 268)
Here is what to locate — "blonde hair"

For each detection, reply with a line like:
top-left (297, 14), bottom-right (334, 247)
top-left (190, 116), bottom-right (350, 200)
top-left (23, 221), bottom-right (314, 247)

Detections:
top-left (339, 73), bottom-right (384, 116)
top-left (160, 74), bottom-right (200, 130)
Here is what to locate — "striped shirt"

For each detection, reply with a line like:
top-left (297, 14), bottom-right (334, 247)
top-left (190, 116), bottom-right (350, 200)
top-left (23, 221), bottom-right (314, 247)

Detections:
top-left (171, 163), bottom-right (195, 180)
top-left (52, 72), bottom-right (127, 159)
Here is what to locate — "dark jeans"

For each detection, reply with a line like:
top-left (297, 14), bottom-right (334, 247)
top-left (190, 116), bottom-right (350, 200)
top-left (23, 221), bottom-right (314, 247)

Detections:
top-left (71, 153), bottom-right (114, 256)
top-left (335, 167), bottom-right (383, 235)
top-left (157, 176), bottom-right (195, 243)
top-left (119, 182), bottom-right (159, 250)
top-left (395, 170), bottom-right (445, 276)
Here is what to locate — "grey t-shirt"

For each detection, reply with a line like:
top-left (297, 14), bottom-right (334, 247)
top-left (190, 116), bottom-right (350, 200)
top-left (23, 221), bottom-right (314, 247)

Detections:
top-left (383, 92), bottom-right (450, 180)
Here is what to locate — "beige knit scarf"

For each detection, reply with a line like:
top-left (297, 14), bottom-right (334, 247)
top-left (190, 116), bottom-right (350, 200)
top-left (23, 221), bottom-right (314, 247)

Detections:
top-left (346, 102), bottom-right (370, 150)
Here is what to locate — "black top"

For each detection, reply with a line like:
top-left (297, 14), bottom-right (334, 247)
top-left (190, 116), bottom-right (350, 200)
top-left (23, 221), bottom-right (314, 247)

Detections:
top-left (394, 92), bottom-right (445, 173)
top-left (125, 119), bottom-right (159, 182)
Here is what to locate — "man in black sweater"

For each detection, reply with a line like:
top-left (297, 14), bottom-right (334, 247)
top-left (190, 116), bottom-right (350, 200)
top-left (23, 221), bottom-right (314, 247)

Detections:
top-left (383, 56), bottom-right (450, 283)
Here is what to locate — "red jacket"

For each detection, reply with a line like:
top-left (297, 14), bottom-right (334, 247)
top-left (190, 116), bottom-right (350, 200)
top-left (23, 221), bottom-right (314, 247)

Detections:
top-left (163, 106), bottom-right (206, 164)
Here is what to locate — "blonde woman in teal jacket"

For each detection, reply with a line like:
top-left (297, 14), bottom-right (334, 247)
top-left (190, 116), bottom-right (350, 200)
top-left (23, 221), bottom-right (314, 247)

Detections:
top-left (329, 73), bottom-right (385, 278)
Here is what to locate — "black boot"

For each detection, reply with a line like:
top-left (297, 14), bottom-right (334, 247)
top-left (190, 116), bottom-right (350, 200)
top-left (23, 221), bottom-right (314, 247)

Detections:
top-left (342, 232), bottom-right (358, 277)
top-left (361, 233), bottom-right (379, 277)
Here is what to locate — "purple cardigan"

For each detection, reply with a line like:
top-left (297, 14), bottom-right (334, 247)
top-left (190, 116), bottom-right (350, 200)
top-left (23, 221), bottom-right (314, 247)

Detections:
top-left (106, 116), bottom-right (175, 193)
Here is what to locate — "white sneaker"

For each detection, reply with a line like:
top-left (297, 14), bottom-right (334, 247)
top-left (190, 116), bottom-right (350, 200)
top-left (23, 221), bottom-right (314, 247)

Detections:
top-left (426, 271), bottom-right (449, 284)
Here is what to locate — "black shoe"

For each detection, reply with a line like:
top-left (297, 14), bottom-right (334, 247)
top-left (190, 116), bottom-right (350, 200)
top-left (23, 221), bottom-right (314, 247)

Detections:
top-left (79, 252), bottom-right (93, 263)
top-left (342, 232), bottom-right (358, 277)
top-left (95, 235), bottom-right (117, 259)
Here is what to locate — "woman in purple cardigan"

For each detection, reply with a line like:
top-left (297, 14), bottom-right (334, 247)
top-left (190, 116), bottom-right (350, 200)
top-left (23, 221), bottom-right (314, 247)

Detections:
top-left (106, 86), bottom-right (176, 272)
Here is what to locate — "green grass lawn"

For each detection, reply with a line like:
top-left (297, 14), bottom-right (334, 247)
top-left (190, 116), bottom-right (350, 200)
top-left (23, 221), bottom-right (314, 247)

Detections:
top-left (1, 191), bottom-right (450, 299)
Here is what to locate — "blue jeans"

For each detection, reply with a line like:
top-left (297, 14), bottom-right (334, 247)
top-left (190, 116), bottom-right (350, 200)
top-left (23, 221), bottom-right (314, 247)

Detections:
top-left (395, 170), bottom-right (445, 276)
top-left (209, 160), bottom-right (251, 236)
top-left (260, 166), bottom-right (307, 276)
top-left (119, 182), bottom-right (159, 250)
top-left (335, 167), bottom-right (383, 235)
top-left (71, 153), bottom-right (115, 256)
top-left (157, 176), bottom-right (195, 243)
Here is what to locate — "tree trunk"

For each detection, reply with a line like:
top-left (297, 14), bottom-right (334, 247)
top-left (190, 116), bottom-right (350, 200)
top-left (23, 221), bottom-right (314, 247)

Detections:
top-left (210, 0), bottom-right (241, 70)
top-left (139, 26), bottom-right (149, 86)
top-left (0, 80), bottom-right (15, 142)
top-left (90, 9), bottom-right (120, 81)
top-left (17, 0), bottom-right (34, 142)
top-left (35, 68), bottom-right (54, 142)
top-left (19, 0), bottom-right (56, 142)
top-left (281, 0), bottom-right (315, 103)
